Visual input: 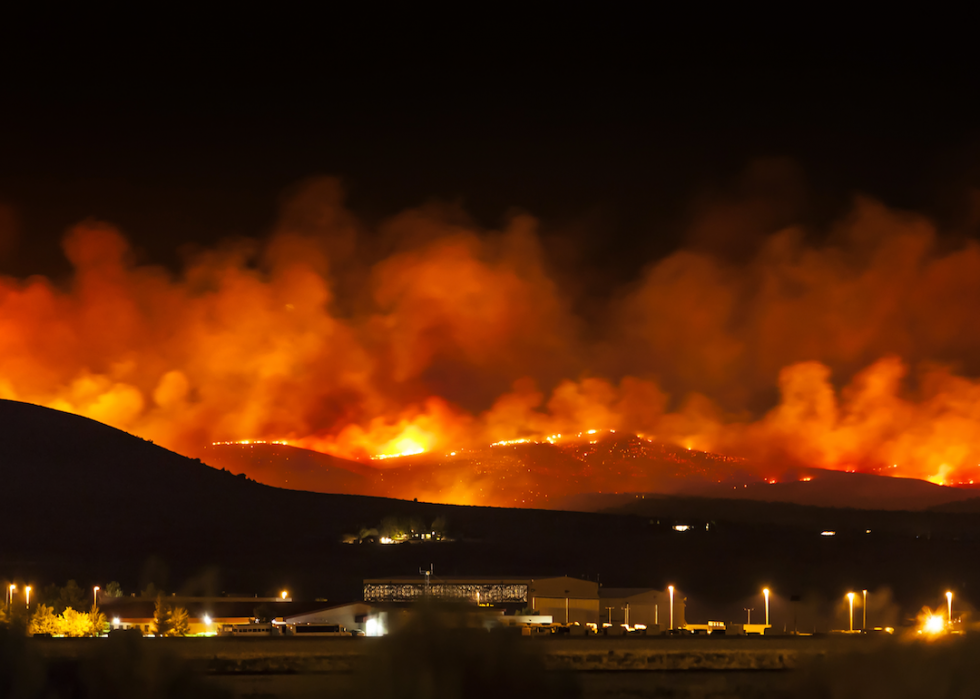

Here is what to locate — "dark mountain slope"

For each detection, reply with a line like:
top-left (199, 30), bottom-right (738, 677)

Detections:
top-left (3, 399), bottom-right (980, 620)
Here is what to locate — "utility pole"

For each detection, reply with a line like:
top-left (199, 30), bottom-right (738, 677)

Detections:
top-left (744, 608), bottom-right (754, 625)
top-left (863, 590), bottom-right (868, 630)
top-left (606, 607), bottom-right (614, 625)
top-left (419, 565), bottom-right (433, 598)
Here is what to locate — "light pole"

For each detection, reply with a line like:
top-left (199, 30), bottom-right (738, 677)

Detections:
top-left (744, 607), bottom-right (754, 624)
top-left (668, 586), bottom-right (674, 631)
top-left (946, 591), bottom-right (953, 626)
top-left (25, 586), bottom-right (31, 609)
top-left (862, 590), bottom-right (867, 630)
top-left (763, 588), bottom-right (770, 626)
top-left (7, 584), bottom-right (15, 613)
top-left (847, 593), bottom-right (855, 632)
top-left (93, 586), bottom-right (100, 608)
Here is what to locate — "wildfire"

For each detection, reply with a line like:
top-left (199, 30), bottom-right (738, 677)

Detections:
top-left (7, 181), bottom-right (980, 497)
top-left (211, 439), bottom-right (290, 446)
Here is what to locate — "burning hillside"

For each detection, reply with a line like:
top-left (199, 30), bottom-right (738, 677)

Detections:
top-left (4, 174), bottom-right (980, 495)
top-left (202, 431), bottom-right (979, 511)
top-left (202, 431), bottom-right (760, 507)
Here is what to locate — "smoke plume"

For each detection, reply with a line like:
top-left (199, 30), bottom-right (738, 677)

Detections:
top-left (3, 172), bottom-right (980, 488)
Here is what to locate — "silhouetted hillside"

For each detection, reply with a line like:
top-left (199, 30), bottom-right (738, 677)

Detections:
top-left (201, 442), bottom-right (376, 495)
top-left (4, 399), bottom-right (980, 622)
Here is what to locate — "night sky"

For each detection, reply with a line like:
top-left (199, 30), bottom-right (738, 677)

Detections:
top-left (3, 15), bottom-right (977, 283)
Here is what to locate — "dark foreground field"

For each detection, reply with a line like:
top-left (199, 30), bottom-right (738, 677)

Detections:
top-left (10, 633), bottom-right (980, 699)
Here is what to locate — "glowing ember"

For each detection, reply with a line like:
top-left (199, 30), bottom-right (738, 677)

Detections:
top-left (211, 440), bottom-right (290, 446)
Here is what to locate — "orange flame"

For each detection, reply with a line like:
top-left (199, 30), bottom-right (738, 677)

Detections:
top-left (4, 179), bottom-right (980, 499)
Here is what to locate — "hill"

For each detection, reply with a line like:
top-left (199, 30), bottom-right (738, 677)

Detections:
top-left (200, 442), bottom-right (376, 495)
top-left (4, 399), bottom-right (980, 621)
top-left (204, 435), bottom-right (977, 512)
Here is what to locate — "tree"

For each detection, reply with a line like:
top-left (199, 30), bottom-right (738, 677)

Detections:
top-left (152, 596), bottom-right (190, 637)
top-left (88, 605), bottom-right (108, 636)
top-left (45, 580), bottom-right (86, 615)
top-left (379, 516), bottom-right (406, 540)
top-left (253, 604), bottom-right (274, 624)
top-left (104, 581), bottom-right (123, 598)
top-left (60, 608), bottom-right (94, 637)
top-left (28, 604), bottom-right (60, 636)
top-left (152, 596), bottom-right (173, 636)
top-left (141, 583), bottom-right (162, 599)
top-left (431, 515), bottom-right (448, 538)
top-left (169, 606), bottom-right (190, 636)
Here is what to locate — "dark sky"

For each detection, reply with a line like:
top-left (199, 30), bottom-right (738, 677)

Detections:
top-left (2, 13), bottom-right (978, 285)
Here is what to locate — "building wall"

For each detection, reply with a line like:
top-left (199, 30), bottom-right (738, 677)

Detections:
top-left (534, 596), bottom-right (599, 625)
top-left (285, 603), bottom-right (372, 633)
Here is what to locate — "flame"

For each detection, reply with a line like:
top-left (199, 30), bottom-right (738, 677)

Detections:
top-left (5, 177), bottom-right (980, 501)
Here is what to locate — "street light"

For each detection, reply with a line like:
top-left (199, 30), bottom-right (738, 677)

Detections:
top-left (7, 584), bottom-right (15, 612)
top-left (862, 590), bottom-right (868, 630)
top-left (946, 591), bottom-right (953, 626)
top-left (668, 585), bottom-right (675, 630)
top-left (93, 586), bottom-right (100, 607)
top-left (25, 586), bottom-right (31, 608)
top-left (280, 590), bottom-right (288, 600)
top-left (763, 588), bottom-right (770, 626)
top-left (847, 592), bottom-right (855, 632)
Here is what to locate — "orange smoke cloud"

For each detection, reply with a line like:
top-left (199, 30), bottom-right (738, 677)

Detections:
top-left (4, 174), bottom-right (980, 495)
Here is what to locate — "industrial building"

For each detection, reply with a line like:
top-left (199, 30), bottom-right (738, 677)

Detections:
top-left (363, 575), bottom-right (688, 627)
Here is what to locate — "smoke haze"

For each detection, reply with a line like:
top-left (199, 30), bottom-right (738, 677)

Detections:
top-left (3, 168), bottom-right (980, 488)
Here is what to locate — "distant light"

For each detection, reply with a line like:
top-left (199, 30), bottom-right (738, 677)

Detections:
top-left (923, 615), bottom-right (945, 634)
top-left (112, 617), bottom-right (120, 625)
top-left (820, 531), bottom-right (836, 537)
top-left (281, 591), bottom-right (288, 600)
top-left (672, 525), bottom-right (690, 532)
top-left (203, 615), bottom-right (212, 625)
top-left (865, 529), bottom-right (872, 534)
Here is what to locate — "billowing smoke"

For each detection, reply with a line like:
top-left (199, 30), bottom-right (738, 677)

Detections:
top-left (3, 171), bottom-right (980, 487)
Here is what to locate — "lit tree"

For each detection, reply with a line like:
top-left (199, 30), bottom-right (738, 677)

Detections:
top-left (60, 608), bottom-right (94, 637)
top-left (0, 603), bottom-right (29, 635)
top-left (152, 596), bottom-right (190, 636)
top-left (152, 596), bottom-right (173, 636)
top-left (169, 606), bottom-right (190, 636)
top-left (88, 605), bottom-right (108, 636)
top-left (28, 604), bottom-right (60, 636)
